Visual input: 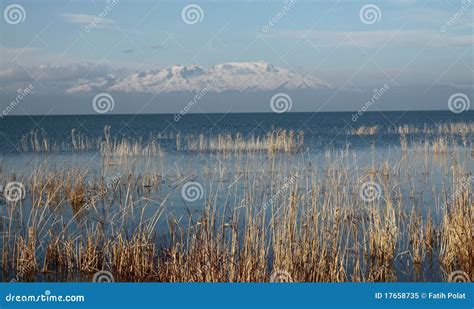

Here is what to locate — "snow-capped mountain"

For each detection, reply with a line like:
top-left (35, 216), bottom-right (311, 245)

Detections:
top-left (67, 61), bottom-right (331, 94)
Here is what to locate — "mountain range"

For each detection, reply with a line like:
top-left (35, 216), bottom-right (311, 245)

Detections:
top-left (67, 61), bottom-right (331, 94)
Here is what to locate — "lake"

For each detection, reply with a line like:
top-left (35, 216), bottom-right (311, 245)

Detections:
top-left (1, 111), bottom-right (472, 282)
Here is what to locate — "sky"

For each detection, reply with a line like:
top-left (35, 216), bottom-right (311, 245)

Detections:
top-left (0, 0), bottom-right (473, 115)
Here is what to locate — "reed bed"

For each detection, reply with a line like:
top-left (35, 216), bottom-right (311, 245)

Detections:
top-left (176, 129), bottom-right (303, 153)
top-left (349, 122), bottom-right (474, 136)
top-left (18, 126), bottom-right (302, 155)
top-left (388, 122), bottom-right (474, 135)
top-left (0, 129), bottom-right (472, 282)
top-left (17, 122), bottom-right (474, 154)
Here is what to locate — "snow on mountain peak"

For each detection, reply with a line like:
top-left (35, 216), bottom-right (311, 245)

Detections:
top-left (68, 62), bottom-right (330, 94)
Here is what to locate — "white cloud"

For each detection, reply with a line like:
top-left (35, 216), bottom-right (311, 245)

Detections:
top-left (0, 63), bottom-right (112, 82)
top-left (274, 29), bottom-right (473, 48)
top-left (61, 13), bottom-right (116, 29)
top-left (67, 77), bottom-right (113, 94)
top-left (0, 61), bottom-right (331, 95)
top-left (0, 60), bottom-right (121, 94)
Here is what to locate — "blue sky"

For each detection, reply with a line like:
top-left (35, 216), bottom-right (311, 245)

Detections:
top-left (0, 0), bottom-right (473, 114)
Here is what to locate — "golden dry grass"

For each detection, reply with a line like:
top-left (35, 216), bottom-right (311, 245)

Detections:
top-left (1, 125), bottom-right (473, 282)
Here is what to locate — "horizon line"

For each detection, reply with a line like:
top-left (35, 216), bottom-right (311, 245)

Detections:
top-left (2, 109), bottom-right (472, 118)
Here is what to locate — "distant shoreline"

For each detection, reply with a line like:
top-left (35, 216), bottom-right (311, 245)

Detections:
top-left (2, 109), bottom-right (473, 118)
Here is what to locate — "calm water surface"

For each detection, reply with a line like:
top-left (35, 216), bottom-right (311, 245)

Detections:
top-left (1, 111), bottom-right (472, 282)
